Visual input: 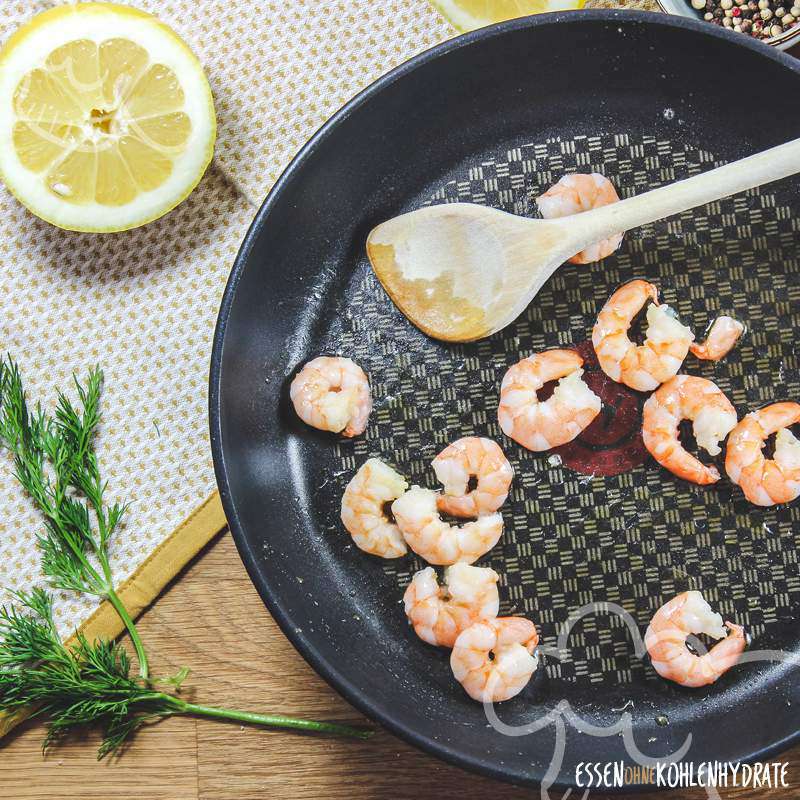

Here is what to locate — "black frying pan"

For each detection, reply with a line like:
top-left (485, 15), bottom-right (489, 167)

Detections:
top-left (210, 11), bottom-right (800, 789)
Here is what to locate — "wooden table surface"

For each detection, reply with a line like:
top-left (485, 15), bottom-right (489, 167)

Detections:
top-left (0, 530), bottom-right (796, 800)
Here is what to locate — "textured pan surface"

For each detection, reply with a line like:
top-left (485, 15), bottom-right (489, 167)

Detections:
top-left (210, 11), bottom-right (800, 788)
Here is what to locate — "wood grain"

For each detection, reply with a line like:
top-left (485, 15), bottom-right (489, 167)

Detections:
top-left (1, 532), bottom-right (797, 799)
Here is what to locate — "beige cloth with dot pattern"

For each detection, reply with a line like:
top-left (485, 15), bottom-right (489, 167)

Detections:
top-left (0, 0), bottom-right (653, 639)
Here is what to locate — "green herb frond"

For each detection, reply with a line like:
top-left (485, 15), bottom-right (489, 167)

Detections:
top-left (0, 359), bottom-right (122, 597)
top-left (0, 588), bottom-right (68, 676)
top-left (0, 590), bottom-right (175, 758)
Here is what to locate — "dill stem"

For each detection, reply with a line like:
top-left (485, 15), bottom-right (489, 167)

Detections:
top-left (105, 588), bottom-right (149, 682)
top-left (170, 699), bottom-right (372, 740)
top-left (95, 540), bottom-right (149, 682)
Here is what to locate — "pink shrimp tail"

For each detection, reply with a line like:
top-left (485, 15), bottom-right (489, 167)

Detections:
top-left (685, 623), bottom-right (747, 688)
top-left (689, 316), bottom-right (744, 362)
top-left (712, 622), bottom-right (747, 672)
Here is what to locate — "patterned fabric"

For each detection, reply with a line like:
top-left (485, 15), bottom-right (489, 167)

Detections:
top-left (0, 0), bottom-right (452, 636)
top-left (156, 0), bottom-right (453, 204)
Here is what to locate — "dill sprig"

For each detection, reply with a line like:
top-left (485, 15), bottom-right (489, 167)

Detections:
top-left (0, 359), bottom-right (147, 678)
top-left (0, 588), bottom-right (170, 757)
top-left (0, 358), bottom-right (371, 758)
top-left (0, 589), bottom-right (368, 758)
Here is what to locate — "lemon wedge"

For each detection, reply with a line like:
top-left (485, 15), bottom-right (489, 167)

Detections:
top-left (0, 3), bottom-right (216, 232)
top-left (430, 0), bottom-right (585, 32)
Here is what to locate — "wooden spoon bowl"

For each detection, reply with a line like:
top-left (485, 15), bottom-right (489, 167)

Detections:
top-left (368, 138), bottom-right (800, 342)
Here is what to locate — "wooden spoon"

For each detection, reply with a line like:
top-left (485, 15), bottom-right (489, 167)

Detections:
top-left (366, 138), bottom-right (800, 342)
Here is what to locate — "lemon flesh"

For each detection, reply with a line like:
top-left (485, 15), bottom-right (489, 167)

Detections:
top-left (0, 3), bottom-right (216, 232)
top-left (431, 0), bottom-right (585, 31)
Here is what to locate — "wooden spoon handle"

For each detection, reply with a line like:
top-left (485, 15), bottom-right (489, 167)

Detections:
top-left (569, 137), bottom-right (800, 246)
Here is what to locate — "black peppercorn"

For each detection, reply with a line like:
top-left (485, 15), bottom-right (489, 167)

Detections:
top-left (692, 0), bottom-right (788, 39)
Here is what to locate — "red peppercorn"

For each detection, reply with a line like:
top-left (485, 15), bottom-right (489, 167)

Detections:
top-left (732, 6), bottom-right (742, 14)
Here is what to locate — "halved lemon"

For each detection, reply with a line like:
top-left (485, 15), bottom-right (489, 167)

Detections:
top-left (0, 3), bottom-right (216, 232)
top-left (430, 0), bottom-right (585, 32)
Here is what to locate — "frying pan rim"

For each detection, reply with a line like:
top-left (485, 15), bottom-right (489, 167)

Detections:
top-left (209, 9), bottom-right (800, 789)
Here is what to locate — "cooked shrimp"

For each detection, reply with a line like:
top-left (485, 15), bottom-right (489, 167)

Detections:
top-left (497, 349), bottom-right (601, 452)
top-left (391, 486), bottom-right (503, 565)
top-left (690, 316), bottom-right (745, 362)
top-left (340, 458), bottom-right (408, 558)
top-left (645, 590), bottom-right (746, 687)
top-left (404, 564), bottom-right (500, 648)
top-left (642, 375), bottom-right (737, 485)
top-left (432, 437), bottom-right (513, 518)
top-left (290, 356), bottom-right (371, 437)
top-left (592, 280), bottom-right (695, 392)
top-left (536, 173), bottom-right (623, 264)
top-left (725, 402), bottom-right (800, 506)
top-left (450, 617), bottom-right (539, 702)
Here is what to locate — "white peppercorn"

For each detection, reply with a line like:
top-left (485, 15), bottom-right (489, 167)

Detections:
top-left (699, 0), bottom-right (795, 39)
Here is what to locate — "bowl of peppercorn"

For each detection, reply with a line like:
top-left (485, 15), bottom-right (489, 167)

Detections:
top-left (657, 0), bottom-right (800, 46)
